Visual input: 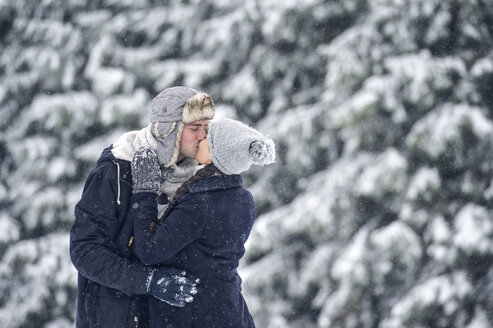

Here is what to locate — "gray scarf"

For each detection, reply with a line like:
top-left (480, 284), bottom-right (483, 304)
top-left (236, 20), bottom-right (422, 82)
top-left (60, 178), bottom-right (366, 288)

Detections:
top-left (157, 158), bottom-right (198, 218)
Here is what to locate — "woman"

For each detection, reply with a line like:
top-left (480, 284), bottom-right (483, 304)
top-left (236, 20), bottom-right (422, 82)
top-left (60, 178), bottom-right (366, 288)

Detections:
top-left (128, 118), bottom-right (275, 327)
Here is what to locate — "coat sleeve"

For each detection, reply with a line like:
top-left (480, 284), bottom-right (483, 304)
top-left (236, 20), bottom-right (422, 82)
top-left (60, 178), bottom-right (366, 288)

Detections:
top-left (130, 192), bottom-right (206, 266)
top-left (70, 162), bottom-right (151, 296)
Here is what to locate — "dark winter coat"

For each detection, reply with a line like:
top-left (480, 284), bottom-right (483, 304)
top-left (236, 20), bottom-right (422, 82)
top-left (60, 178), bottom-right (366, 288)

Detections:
top-left (70, 146), bottom-right (151, 328)
top-left (130, 172), bottom-right (256, 328)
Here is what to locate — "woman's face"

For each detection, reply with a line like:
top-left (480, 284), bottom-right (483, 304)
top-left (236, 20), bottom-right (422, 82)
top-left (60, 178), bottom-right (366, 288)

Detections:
top-left (195, 139), bottom-right (212, 164)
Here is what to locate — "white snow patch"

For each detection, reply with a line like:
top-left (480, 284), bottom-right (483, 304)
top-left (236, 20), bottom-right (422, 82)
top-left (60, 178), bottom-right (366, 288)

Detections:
top-left (382, 272), bottom-right (472, 328)
top-left (370, 221), bottom-right (422, 276)
top-left (356, 148), bottom-right (407, 198)
top-left (453, 204), bottom-right (493, 254)
top-left (332, 229), bottom-right (369, 284)
top-left (0, 213), bottom-right (20, 243)
top-left (405, 166), bottom-right (441, 202)
top-left (465, 308), bottom-right (490, 328)
top-left (407, 103), bottom-right (493, 159)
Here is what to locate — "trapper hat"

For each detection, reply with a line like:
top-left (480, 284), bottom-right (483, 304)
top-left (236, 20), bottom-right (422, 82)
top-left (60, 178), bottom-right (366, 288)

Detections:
top-left (207, 118), bottom-right (276, 175)
top-left (150, 86), bottom-right (215, 167)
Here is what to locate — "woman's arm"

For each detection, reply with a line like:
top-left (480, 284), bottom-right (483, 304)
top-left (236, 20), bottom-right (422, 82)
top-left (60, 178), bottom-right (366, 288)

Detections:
top-left (130, 192), bottom-right (206, 265)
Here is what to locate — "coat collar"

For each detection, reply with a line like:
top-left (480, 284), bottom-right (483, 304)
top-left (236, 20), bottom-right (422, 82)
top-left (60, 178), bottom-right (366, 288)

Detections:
top-left (97, 146), bottom-right (132, 184)
top-left (161, 174), bottom-right (244, 220)
top-left (187, 175), bottom-right (243, 193)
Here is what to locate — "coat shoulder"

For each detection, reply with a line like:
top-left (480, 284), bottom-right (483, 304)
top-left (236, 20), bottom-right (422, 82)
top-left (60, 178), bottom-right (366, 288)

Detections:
top-left (91, 152), bottom-right (132, 186)
top-left (187, 175), bottom-right (243, 194)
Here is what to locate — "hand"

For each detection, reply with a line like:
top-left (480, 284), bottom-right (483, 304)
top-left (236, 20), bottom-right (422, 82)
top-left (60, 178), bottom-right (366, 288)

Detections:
top-left (147, 267), bottom-right (199, 307)
top-left (131, 147), bottom-right (161, 194)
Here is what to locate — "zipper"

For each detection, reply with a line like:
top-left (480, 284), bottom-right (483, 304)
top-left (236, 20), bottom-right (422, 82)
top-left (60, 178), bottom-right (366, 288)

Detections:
top-left (134, 316), bottom-right (138, 328)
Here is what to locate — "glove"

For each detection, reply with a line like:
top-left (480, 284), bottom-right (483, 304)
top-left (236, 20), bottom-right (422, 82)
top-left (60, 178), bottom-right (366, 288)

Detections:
top-left (147, 267), bottom-right (199, 307)
top-left (131, 147), bottom-right (161, 194)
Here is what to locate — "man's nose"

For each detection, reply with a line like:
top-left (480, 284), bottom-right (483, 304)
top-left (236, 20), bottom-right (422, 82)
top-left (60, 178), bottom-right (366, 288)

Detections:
top-left (197, 128), bottom-right (207, 140)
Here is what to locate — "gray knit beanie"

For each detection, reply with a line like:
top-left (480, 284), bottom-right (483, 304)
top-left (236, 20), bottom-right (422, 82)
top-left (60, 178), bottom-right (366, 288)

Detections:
top-left (207, 118), bottom-right (276, 175)
top-left (150, 86), bottom-right (215, 167)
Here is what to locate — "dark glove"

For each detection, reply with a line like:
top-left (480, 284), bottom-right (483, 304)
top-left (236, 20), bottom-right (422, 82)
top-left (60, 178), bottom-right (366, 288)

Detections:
top-left (147, 267), bottom-right (199, 307)
top-left (131, 147), bottom-right (161, 194)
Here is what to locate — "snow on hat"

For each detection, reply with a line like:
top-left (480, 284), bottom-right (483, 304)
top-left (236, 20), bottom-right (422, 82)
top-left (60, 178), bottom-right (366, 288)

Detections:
top-left (207, 118), bottom-right (275, 175)
top-left (150, 86), bottom-right (215, 167)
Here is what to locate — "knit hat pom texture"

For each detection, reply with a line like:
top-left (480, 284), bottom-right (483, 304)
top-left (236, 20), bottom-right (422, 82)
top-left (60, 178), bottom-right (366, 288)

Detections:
top-left (208, 118), bottom-right (275, 175)
top-left (249, 138), bottom-right (275, 165)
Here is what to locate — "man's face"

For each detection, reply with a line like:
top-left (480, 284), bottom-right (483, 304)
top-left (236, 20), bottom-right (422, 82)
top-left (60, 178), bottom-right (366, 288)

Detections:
top-left (195, 139), bottom-right (212, 165)
top-left (179, 119), bottom-right (208, 160)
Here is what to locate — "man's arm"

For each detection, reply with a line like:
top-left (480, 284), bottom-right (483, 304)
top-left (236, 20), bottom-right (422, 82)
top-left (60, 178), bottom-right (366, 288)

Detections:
top-left (70, 162), bottom-right (151, 295)
top-left (70, 161), bottom-right (197, 306)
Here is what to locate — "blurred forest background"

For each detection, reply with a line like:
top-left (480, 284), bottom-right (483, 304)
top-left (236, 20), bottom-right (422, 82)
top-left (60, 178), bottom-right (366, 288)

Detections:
top-left (2, 0), bottom-right (493, 327)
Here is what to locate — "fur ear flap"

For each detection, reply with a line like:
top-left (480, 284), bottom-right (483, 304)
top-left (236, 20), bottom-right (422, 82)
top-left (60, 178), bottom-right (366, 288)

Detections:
top-left (182, 93), bottom-right (215, 123)
top-left (164, 122), bottom-right (185, 168)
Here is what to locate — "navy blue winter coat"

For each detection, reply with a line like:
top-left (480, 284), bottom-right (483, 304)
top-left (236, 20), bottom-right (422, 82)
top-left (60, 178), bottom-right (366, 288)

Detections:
top-left (70, 146), bottom-right (151, 328)
top-left (130, 173), bottom-right (256, 328)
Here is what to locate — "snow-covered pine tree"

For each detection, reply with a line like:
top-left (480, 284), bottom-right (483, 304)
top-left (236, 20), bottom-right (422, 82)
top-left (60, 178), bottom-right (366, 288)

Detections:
top-left (1, 0), bottom-right (493, 327)
top-left (241, 1), bottom-right (493, 327)
top-left (0, 1), bottom-right (151, 327)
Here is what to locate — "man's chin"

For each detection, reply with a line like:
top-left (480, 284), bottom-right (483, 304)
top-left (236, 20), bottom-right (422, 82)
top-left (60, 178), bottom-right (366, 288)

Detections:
top-left (179, 150), bottom-right (198, 160)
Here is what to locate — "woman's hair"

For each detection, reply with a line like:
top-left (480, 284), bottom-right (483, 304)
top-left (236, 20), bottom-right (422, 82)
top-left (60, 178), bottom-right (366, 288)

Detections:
top-left (150, 164), bottom-right (224, 234)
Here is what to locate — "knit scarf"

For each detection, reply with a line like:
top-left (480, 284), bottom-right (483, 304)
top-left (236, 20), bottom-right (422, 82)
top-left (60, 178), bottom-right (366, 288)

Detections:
top-left (158, 158), bottom-right (198, 218)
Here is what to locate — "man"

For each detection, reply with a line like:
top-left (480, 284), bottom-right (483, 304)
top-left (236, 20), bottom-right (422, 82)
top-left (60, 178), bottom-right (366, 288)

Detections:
top-left (70, 86), bottom-right (215, 328)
